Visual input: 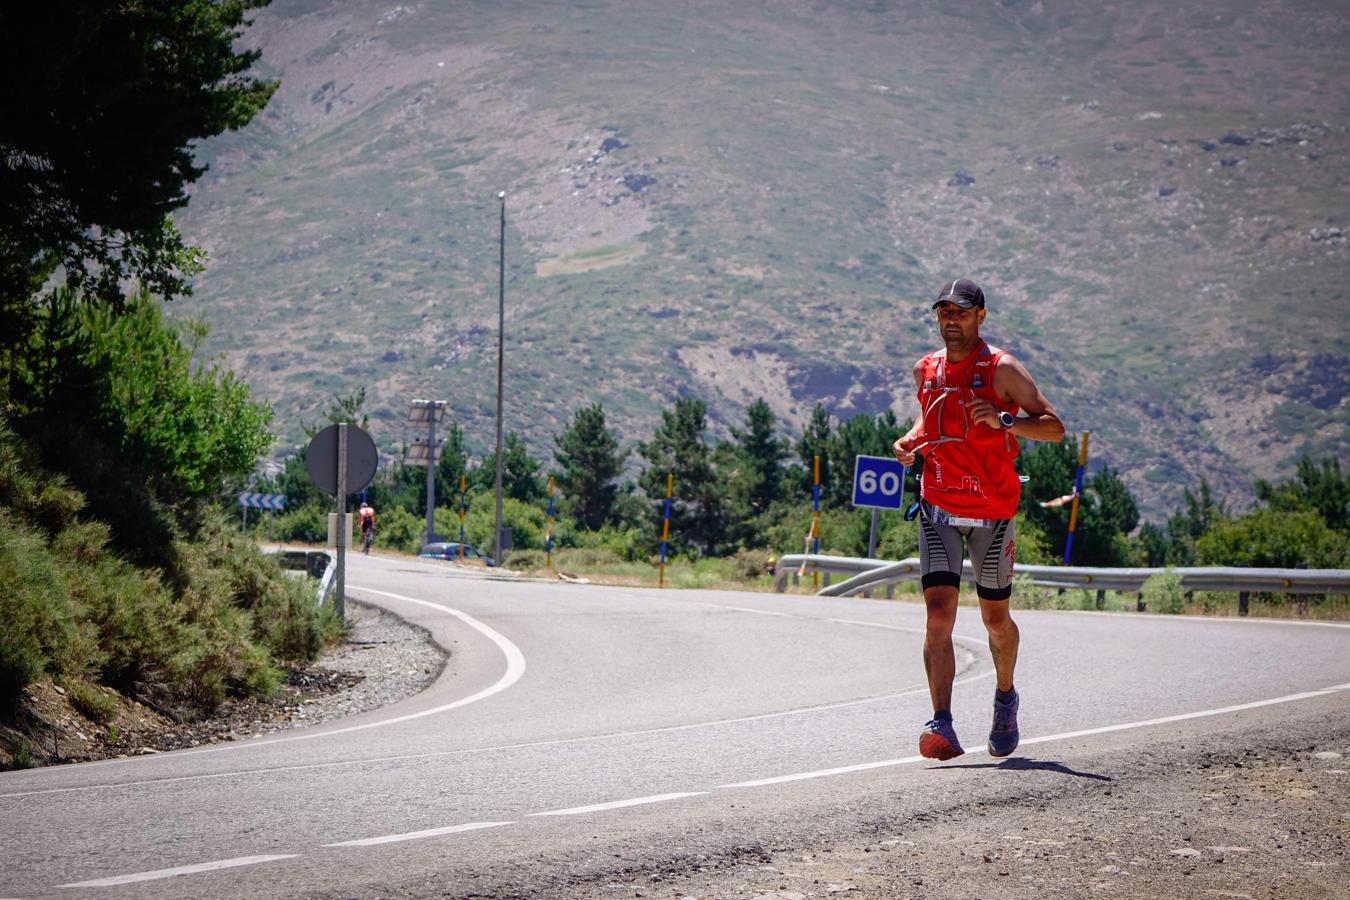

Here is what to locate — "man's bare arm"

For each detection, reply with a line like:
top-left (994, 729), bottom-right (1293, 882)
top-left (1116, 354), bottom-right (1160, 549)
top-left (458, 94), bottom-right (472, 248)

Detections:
top-left (892, 359), bottom-right (926, 465)
top-left (969, 355), bottom-right (1065, 443)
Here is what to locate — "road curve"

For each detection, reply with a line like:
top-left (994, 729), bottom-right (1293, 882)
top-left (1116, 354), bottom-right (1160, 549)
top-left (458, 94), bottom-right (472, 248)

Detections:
top-left (2, 552), bottom-right (1348, 897)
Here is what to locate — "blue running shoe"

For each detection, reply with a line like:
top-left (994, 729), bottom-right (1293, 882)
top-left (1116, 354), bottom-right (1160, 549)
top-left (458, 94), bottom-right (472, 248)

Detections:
top-left (988, 690), bottom-right (1020, 757)
top-left (919, 717), bottom-right (965, 760)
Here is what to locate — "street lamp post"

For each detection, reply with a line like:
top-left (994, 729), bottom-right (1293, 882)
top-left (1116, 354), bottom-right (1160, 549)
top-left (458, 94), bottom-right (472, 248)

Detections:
top-left (493, 190), bottom-right (506, 563)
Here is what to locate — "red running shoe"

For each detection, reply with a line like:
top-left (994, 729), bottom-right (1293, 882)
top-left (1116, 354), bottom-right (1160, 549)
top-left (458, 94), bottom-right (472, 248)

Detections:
top-left (919, 717), bottom-right (965, 760)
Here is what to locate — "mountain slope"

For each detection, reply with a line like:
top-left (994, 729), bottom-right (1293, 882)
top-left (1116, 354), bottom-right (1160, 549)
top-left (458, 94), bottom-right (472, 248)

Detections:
top-left (175, 0), bottom-right (1350, 513)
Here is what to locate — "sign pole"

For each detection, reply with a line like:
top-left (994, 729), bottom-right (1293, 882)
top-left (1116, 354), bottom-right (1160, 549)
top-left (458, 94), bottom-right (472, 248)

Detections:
top-left (336, 422), bottom-right (348, 622)
top-left (241, 504), bottom-right (248, 534)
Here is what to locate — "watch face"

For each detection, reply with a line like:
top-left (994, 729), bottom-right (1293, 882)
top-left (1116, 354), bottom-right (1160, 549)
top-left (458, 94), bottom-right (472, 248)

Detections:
top-left (999, 411), bottom-right (1015, 428)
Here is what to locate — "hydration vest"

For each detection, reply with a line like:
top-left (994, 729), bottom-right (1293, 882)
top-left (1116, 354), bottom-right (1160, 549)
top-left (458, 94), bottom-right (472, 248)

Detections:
top-left (915, 340), bottom-right (1022, 519)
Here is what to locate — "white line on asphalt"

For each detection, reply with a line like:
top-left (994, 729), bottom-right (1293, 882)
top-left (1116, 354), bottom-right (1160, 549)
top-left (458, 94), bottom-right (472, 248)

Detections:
top-left (0, 675), bottom-right (992, 800)
top-left (1047, 608), bottom-right (1350, 629)
top-left (56, 854), bottom-right (297, 888)
top-left (324, 821), bottom-right (514, 847)
top-left (529, 793), bottom-right (708, 816)
top-left (719, 681), bottom-right (1350, 789)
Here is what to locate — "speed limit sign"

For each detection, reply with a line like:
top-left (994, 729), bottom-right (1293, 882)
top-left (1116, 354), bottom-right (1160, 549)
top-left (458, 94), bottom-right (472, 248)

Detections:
top-left (852, 454), bottom-right (907, 510)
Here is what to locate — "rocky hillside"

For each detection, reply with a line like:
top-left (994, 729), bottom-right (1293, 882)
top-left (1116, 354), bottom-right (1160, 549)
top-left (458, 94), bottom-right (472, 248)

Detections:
top-left (175, 0), bottom-right (1350, 515)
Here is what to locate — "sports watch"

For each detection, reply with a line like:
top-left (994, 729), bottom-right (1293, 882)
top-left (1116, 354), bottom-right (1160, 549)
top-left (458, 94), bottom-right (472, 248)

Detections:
top-left (997, 410), bottom-right (1016, 429)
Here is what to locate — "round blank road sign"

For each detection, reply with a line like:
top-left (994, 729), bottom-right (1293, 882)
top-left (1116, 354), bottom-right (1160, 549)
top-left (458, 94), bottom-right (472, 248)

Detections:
top-left (306, 424), bottom-right (379, 496)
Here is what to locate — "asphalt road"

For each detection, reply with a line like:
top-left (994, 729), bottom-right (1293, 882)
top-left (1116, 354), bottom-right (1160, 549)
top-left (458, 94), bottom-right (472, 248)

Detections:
top-left (3, 553), bottom-right (1348, 898)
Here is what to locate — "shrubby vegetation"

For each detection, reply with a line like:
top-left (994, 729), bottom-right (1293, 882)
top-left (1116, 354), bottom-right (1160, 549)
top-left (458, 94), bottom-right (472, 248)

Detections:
top-left (0, 1), bottom-right (347, 718)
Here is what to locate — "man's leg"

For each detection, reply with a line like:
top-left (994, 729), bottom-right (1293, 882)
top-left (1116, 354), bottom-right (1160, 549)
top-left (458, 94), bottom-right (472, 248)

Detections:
top-left (923, 584), bottom-right (961, 712)
top-left (916, 504), bottom-right (966, 759)
top-left (971, 518), bottom-right (1021, 756)
top-left (979, 598), bottom-right (1019, 693)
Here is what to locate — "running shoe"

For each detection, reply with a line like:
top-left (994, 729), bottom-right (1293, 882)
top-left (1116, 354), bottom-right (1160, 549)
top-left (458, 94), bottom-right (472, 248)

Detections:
top-left (919, 717), bottom-right (965, 760)
top-left (988, 690), bottom-right (1020, 757)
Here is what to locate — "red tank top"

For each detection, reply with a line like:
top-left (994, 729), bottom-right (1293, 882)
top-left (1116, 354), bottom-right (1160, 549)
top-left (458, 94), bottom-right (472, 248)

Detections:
top-left (915, 340), bottom-right (1021, 519)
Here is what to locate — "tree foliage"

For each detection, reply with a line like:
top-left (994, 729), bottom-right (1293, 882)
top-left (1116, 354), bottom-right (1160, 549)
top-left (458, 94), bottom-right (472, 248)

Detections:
top-left (638, 397), bottom-right (723, 554)
top-left (10, 290), bottom-right (272, 572)
top-left (553, 403), bottom-right (627, 530)
top-left (0, 0), bottom-right (277, 334)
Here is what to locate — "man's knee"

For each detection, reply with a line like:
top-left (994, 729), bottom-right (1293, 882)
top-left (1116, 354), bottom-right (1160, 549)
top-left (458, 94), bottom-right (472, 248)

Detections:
top-left (980, 598), bottom-right (1016, 632)
top-left (923, 582), bottom-right (960, 634)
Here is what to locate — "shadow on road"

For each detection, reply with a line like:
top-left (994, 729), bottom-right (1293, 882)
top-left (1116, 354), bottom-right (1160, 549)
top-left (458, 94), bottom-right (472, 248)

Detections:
top-left (935, 756), bottom-right (1112, 781)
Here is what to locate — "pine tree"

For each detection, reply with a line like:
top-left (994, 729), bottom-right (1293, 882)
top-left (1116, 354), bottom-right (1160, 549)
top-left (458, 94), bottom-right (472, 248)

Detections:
top-left (474, 432), bottom-right (545, 503)
top-left (553, 403), bottom-right (627, 530)
top-left (729, 399), bottom-right (789, 518)
top-left (638, 397), bottom-right (723, 554)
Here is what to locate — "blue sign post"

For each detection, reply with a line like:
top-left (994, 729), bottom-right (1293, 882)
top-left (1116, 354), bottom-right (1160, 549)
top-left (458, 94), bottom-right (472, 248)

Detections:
top-left (852, 455), bottom-right (907, 563)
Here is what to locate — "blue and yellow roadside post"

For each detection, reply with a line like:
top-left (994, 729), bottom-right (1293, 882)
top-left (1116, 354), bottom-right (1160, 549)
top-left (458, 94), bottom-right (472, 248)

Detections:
top-left (1064, 431), bottom-right (1090, 564)
top-left (811, 455), bottom-right (822, 588)
top-left (659, 474), bottom-right (673, 588)
top-left (545, 476), bottom-right (556, 570)
top-left (458, 473), bottom-right (467, 561)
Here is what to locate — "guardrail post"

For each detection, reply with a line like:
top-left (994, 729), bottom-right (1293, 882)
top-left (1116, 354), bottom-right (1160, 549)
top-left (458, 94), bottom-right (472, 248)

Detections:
top-left (1136, 592), bottom-right (1145, 612)
top-left (1238, 591), bottom-right (1249, 617)
top-left (1095, 589), bottom-right (1105, 610)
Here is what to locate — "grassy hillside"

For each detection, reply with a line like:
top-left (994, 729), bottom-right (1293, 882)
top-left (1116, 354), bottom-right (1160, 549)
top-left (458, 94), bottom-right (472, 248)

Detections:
top-left (175, 0), bottom-right (1350, 515)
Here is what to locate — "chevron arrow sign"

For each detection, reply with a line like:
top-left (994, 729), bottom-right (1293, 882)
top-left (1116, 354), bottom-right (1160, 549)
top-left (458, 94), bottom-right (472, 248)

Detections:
top-left (237, 493), bottom-right (286, 510)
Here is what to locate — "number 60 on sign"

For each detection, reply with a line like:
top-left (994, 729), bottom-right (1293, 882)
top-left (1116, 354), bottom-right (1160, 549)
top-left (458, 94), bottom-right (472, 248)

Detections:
top-left (852, 454), bottom-right (907, 510)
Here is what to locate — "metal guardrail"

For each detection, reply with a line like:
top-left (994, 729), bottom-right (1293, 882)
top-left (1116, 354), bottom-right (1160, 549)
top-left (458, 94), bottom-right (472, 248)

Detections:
top-left (272, 549), bottom-right (336, 606)
top-left (315, 554), bottom-right (336, 607)
top-left (772, 554), bottom-right (1350, 599)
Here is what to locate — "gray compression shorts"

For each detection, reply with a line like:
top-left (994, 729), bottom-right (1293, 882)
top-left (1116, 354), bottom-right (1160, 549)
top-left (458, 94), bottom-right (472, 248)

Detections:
top-left (917, 499), bottom-right (1016, 601)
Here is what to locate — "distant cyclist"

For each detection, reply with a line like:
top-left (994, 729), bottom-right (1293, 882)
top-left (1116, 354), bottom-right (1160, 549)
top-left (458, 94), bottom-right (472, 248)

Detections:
top-left (358, 502), bottom-right (376, 554)
top-left (892, 278), bottom-right (1064, 761)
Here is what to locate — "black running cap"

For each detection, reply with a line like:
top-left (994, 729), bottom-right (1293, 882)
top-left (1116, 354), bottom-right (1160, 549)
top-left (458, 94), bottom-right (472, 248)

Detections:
top-left (932, 278), bottom-right (985, 310)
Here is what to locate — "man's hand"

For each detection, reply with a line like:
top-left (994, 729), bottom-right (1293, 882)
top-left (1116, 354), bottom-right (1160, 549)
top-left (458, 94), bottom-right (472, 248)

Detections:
top-left (966, 397), bottom-right (1004, 430)
top-left (893, 433), bottom-right (919, 467)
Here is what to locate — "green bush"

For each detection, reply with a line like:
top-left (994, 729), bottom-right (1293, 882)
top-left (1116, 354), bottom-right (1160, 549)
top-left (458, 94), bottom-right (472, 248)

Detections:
top-left (731, 547), bottom-right (773, 579)
top-left (504, 548), bottom-right (547, 571)
top-left (0, 425), bottom-right (341, 714)
top-left (272, 503), bottom-right (329, 544)
top-left (376, 506), bottom-right (426, 553)
top-left (1141, 569), bottom-right (1186, 615)
top-left (66, 680), bottom-right (118, 724)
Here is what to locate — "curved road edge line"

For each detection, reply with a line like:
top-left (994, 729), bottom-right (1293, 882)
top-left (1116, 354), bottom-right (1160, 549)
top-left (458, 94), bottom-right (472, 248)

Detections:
top-left (719, 681), bottom-right (1350, 788)
top-left (14, 588), bottom-right (526, 773)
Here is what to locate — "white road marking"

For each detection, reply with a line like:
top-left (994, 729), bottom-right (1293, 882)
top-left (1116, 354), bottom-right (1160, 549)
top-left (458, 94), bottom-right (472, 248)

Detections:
top-left (57, 854), bottom-right (296, 888)
top-left (530, 793), bottom-right (707, 816)
top-left (324, 821), bottom-right (513, 847)
top-left (720, 681), bottom-right (1350, 789)
top-left (0, 679), bottom-right (962, 799)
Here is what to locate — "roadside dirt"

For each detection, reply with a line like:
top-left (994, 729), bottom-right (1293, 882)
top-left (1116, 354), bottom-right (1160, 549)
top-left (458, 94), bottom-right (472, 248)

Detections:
top-left (558, 714), bottom-right (1350, 900)
top-left (0, 601), bottom-right (439, 770)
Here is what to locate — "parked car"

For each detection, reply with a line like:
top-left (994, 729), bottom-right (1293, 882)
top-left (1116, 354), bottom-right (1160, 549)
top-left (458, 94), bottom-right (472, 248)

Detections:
top-left (418, 542), bottom-right (495, 566)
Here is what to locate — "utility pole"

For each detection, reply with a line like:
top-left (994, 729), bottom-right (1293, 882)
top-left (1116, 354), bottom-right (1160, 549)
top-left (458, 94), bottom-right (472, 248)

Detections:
top-left (408, 399), bottom-right (447, 547)
top-left (493, 190), bottom-right (506, 563)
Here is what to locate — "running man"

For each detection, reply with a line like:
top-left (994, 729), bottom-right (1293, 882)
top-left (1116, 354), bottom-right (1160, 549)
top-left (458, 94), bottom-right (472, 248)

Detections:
top-left (892, 279), bottom-right (1064, 760)
top-left (358, 502), bottom-right (376, 553)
